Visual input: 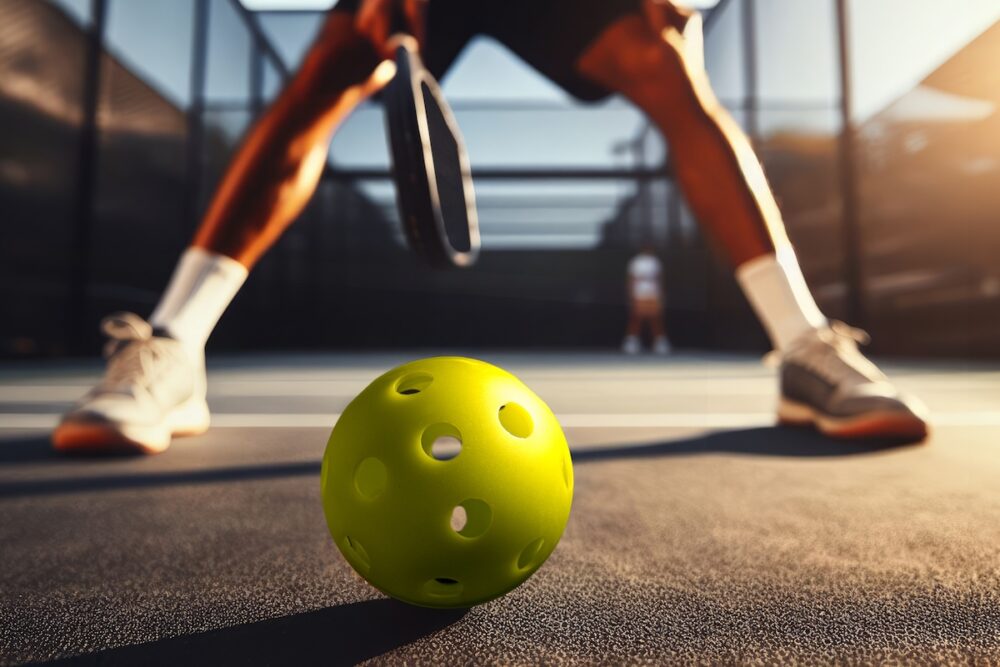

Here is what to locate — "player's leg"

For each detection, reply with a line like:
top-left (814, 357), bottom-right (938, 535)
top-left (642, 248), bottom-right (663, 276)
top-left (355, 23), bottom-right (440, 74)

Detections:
top-left (575, 8), bottom-right (927, 439)
top-left (648, 305), bottom-right (670, 355)
top-left (191, 16), bottom-right (385, 268)
top-left (623, 302), bottom-right (642, 354)
top-left (53, 12), bottom-right (387, 454)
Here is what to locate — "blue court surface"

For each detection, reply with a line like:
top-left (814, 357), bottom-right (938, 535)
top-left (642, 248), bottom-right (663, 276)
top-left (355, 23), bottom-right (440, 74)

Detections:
top-left (2, 352), bottom-right (1000, 664)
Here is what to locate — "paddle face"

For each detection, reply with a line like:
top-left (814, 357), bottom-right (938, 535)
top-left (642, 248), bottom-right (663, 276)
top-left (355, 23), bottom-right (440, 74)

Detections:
top-left (384, 39), bottom-right (480, 268)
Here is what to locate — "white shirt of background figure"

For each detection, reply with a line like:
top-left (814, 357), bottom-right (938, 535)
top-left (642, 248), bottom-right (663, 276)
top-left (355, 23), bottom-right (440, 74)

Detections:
top-left (628, 252), bottom-right (663, 301)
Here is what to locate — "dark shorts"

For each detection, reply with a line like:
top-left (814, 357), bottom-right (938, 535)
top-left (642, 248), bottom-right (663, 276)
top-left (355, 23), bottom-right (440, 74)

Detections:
top-left (333, 0), bottom-right (643, 101)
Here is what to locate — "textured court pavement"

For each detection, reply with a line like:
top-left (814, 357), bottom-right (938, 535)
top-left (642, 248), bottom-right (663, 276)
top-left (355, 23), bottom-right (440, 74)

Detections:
top-left (2, 352), bottom-right (1000, 665)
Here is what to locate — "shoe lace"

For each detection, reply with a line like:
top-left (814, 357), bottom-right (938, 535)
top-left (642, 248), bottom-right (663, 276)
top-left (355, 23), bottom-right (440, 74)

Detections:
top-left (769, 321), bottom-right (884, 385)
top-left (98, 313), bottom-right (176, 392)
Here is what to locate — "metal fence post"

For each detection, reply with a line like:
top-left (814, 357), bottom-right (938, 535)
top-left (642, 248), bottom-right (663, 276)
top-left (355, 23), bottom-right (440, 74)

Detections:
top-left (66, 0), bottom-right (108, 353)
top-left (741, 0), bottom-right (759, 140)
top-left (835, 0), bottom-right (866, 328)
top-left (184, 0), bottom-right (210, 236)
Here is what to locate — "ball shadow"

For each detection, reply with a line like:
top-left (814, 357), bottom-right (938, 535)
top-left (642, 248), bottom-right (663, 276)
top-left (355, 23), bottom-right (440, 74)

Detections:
top-left (51, 598), bottom-right (467, 666)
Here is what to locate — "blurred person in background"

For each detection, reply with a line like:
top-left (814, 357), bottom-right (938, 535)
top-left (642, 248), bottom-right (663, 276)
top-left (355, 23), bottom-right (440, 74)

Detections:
top-left (623, 244), bottom-right (671, 355)
top-left (53, 0), bottom-right (929, 455)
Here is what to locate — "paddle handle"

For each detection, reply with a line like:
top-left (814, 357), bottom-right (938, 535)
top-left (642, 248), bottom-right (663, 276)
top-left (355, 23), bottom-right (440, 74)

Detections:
top-left (387, 33), bottom-right (418, 54)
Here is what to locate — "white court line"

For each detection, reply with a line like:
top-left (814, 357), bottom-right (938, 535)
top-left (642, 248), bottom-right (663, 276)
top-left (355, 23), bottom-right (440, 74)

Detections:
top-left (3, 412), bottom-right (1000, 430)
top-left (4, 378), bottom-right (999, 402)
top-left (0, 387), bottom-right (91, 401)
top-left (0, 385), bottom-right (779, 402)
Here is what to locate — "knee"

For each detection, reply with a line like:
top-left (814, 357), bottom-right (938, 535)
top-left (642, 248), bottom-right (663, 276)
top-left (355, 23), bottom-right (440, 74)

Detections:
top-left (613, 36), bottom-right (692, 99)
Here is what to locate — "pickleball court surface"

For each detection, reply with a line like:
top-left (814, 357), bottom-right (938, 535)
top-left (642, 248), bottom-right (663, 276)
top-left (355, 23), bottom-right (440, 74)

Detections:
top-left (2, 352), bottom-right (1000, 664)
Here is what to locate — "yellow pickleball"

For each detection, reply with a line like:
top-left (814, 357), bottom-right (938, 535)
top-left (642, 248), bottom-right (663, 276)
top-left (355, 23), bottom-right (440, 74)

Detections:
top-left (321, 357), bottom-right (573, 608)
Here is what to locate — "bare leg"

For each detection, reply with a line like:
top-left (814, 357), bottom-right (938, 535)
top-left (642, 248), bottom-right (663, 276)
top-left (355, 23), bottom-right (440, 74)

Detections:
top-left (576, 8), bottom-right (828, 352)
top-left (193, 13), bottom-right (389, 268)
top-left (147, 11), bottom-right (396, 352)
top-left (577, 11), bottom-right (787, 267)
top-left (648, 312), bottom-right (665, 340)
top-left (626, 306), bottom-right (643, 337)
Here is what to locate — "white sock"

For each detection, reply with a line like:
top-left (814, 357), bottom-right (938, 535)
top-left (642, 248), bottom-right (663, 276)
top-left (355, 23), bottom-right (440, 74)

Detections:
top-left (735, 247), bottom-right (827, 351)
top-left (149, 247), bottom-right (248, 353)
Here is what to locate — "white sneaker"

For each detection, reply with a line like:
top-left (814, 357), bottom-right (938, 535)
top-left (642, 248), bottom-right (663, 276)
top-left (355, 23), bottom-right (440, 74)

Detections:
top-left (52, 313), bottom-right (209, 455)
top-left (653, 337), bottom-right (672, 355)
top-left (777, 322), bottom-right (929, 441)
top-left (622, 335), bottom-right (641, 355)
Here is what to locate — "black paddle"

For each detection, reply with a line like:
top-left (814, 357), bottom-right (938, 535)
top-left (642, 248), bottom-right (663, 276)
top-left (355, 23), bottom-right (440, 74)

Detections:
top-left (382, 33), bottom-right (481, 268)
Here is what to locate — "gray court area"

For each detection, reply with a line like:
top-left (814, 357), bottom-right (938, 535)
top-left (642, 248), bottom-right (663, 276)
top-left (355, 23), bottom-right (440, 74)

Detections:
top-left (2, 352), bottom-right (1000, 665)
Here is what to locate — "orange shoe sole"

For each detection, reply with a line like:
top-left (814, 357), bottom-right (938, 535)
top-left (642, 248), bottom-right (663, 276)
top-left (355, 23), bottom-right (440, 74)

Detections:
top-left (779, 399), bottom-right (929, 443)
top-left (52, 420), bottom-right (208, 456)
top-left (52, 422), bottom-right (166, 456)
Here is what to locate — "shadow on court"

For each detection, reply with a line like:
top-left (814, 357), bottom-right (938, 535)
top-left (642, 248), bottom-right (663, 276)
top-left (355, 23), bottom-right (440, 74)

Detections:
top-left (0, 427), bottom-right (916, 500)
top-left (0, 459), bottom-right (320, 498)
top-left (0, 435), bottom-right (58, 465)
top-left (49, 598), bottom-right (467, 666)
top-left (572, 426), bottom-right (918, 463)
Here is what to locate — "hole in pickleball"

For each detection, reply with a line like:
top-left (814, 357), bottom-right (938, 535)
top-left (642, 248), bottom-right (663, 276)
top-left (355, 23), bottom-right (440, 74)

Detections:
top-left (452, 499), bottom-right (491, 538)
top-left (517, 537), bottom-right (545, 570)
top-left (498, 402), bottom-right (533, 438)
top-left (424, 577), bottom-right (463, 598)
top-left (563, 455), bottom-right (572, 490)
top-left (396, 372), bottom-right (433, 395)
top-left (450, 505), bottom-right (467, 532)
top-left (421, 423), bottom-right (462, 461)
top-left (354, 457), bottom-right (387, 500)
top-left (344, 535), bottom-right (370, 571)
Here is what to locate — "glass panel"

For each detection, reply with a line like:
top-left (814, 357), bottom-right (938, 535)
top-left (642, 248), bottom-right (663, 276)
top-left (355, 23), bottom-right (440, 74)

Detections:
top-left (262, 59), bottom-right (284, 101)
top-left (256, 11), bottom-right (324, 69)
top-left (104, 0), bottom-right (195, 107)
top-left (49, 0), bottom-right (91, 25)
top-left (757, 106), bottom-right (840, 138)
top-left (347, 178), bottom-right (637, 251)
top-left (205, 0), bottom-right (252, 101)
top-left (753, 0), bottom-right (838, 105)
top-left (331, 100), bottom-right (650, 169)
top-left (703, 0), bottom-right (746, 106)
top-left (204, 108), bottom-right (252, 147)
top-left (475, 180), bottom-right (629, 250)
top-left (200, 108), bottom-right (252, 208)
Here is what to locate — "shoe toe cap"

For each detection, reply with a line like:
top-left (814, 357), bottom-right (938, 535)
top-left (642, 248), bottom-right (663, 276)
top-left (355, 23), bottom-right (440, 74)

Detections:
top-left (834, 382), bottom-right (929, 421)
